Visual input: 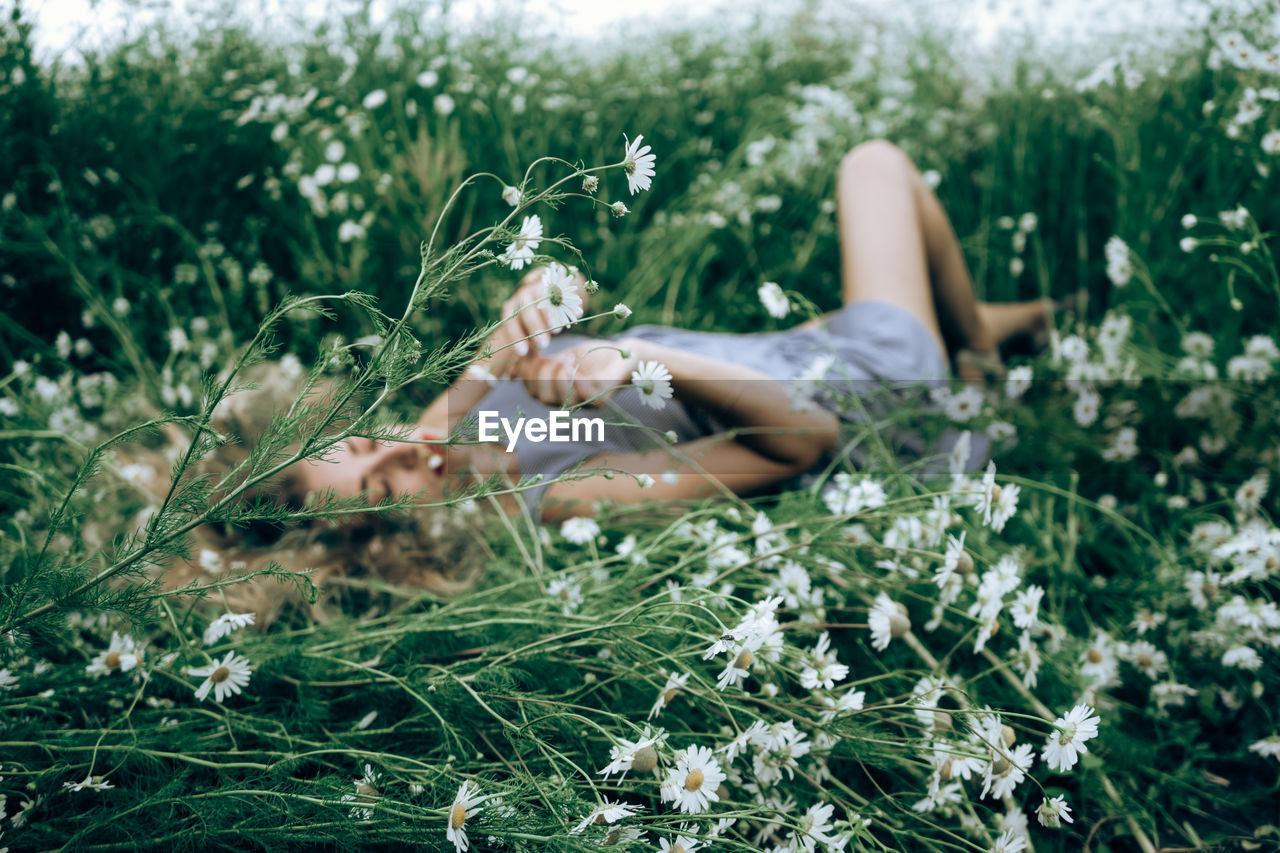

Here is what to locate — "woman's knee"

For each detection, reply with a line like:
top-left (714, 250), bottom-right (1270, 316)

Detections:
top-left (839, 139), bottom-right (914, 178)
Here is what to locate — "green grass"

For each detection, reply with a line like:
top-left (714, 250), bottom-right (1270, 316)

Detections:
top-left (2, 0), bottom-right (1280, 850)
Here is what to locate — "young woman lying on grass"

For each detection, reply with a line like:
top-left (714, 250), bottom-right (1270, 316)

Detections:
top-left (115, 139), bottom-right (1063, 621)
top-left (292, 139), bottom-right (1061, 522)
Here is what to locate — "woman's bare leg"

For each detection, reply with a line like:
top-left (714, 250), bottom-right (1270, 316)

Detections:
top-left (835, 140), bottom-right (951, 363)
top-left (835, 140), bottom-right (998, 362)
top-left (977, 300), bottom-right (1056, 345)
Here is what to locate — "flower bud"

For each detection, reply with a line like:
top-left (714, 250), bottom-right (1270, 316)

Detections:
top-left (610, 201), bottom-right (629, 218)
top-left (582, 174), bottom-right (599, 193)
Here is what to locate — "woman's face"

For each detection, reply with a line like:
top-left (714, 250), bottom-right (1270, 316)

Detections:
top-left (293, 426), bottom-right (448, 506)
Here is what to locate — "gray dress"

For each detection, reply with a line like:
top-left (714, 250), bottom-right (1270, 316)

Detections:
top-left (462, 299), bottom-right (967, 519)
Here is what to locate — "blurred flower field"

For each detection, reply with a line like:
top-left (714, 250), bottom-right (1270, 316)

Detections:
top-left (2, 0), bottom-right (1280, 850)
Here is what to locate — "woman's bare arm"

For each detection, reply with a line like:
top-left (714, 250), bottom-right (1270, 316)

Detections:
top-left (527, 336), bottom-right (840, 520)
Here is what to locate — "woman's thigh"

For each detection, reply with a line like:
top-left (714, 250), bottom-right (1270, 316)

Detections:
top-left (834, 140), bottom-right (946, 357)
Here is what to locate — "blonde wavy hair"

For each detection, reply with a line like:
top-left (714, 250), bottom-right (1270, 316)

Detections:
top-left (95, 360), bottom-right (485, 627)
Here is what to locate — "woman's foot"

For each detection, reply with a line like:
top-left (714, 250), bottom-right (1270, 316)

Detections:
top-left (978, 290), bottom-right (1088, 355)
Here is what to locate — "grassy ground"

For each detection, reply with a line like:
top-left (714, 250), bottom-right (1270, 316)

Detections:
top-left (2, 0), bottom-right (1280, 850)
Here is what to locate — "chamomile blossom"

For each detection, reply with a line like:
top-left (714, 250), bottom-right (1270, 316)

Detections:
top-left (649, 671), bottom-right (691, 719)
top-left (188, 651), bottom-right (253, 703)
top-left (661, 745), bottom-right (725, 814)
top-left (1104, 235), bottom-right (1132, 287)
top-left (758, 281), bottom-right (790, 318)
top-left (1042, 703), bottom-right (1101, 772)
top-left (868, 593), bottom-right (909, 651)
top-left (500, 214), bottom-right (542, 270)
top-left (86, 632), bottom-right (141, 677)
top-left (622, 133), bottom-right (656, 195)
top-left (632, 360), bottom-right (674, 409)
top-left (791, 801), bottom-right (840, 852)
top-left (539, 263), bottom-right (584, 328)
top-left (598, 725), bottom-right (667, 778)
top-left (1037, 795), bottom-right (1075, 827)
top-left (658, 832), bottom-right (702, 853)
top-left (203, 612), bottom-right (256, 645)
top-left (63, 773), bottom-right (115, 792)
top-left (1248, 736), bottom-right (1280, 760)
top-left (799, 632), bottom-right (849, 691)
top-left (571, 799), bottom-right (643, 833)
top-left (975, 461), bottom-right (1020, 533)
top-left (560, 517), bottom-right (600, 545)
top-left (991, 828), bottom-right (1029, 853)
top-left (446, 781), bottom-right (485, 852)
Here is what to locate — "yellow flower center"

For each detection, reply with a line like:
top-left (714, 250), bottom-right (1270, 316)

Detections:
top-left (211, 666), bottom-right (231, 684)
top-left (104, 652), bottom-right (121, 669)
top-left (734, 647), bottom-right (754, 669)
top-left (1086, 649), bottom-right (1103, 664)
top-left (450, 803), bottom-right (467, 829)
top-left (662, 687), bottom-right (678, 704)
top-left (685, 769), bottom-right (704, 791)
top-left (990, 484), bottom-right (1003, 502)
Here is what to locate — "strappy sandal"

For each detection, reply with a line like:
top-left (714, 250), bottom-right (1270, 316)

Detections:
top-left (955, 348), bottom-right (1008, 383)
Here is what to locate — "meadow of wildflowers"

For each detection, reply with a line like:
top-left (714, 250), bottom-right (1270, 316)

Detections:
top-left (2, 0), bottom-right (1280, 850)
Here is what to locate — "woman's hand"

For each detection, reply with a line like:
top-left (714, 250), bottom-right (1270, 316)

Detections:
top-left (514, 338), bottom-right (642, 408)
top-left (479, 266), bottom-right (589, 379)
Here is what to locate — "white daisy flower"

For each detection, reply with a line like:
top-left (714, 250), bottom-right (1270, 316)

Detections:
top-left (658, 832), bottom-right (702, 853)
top-left (547, 575), bottom-right (583, 615)
top-left (935, 531), bottom-right (971, 591)
top-left (538, 263), bottom-right (584, 329)
top-left (1104, 235), bottom-right (1132, 287)
top-left (715, 638), bottom-right (761, 691)
top-left (188, 651), bottom-right (253, 703)
top-left (1009, 585), bottom-right (1044, 629)
top-left (991, 828), bottom-right (1029, 852)
top-left (631, 360), bottom-right (674, 410)
top-left (981, 742), bottom-right (1035, 799)
top-left (649, 671), bottom-right (691, 720)
top-left (501, 214), bottom-right (542, 270)
top-left (571, 799), bottom-right (643, 833)
top-left (1005, 365), bottom-right (1033, 399)
top-left (341, 763), bottom-right (381, 820)
top-left (1042, 703), bottom-right (1101, 772)
top-left (1223, 645), bottom-right (1263, 669)
top-left (975, 461), bottom-right (1019, 533)
top-left (661, 745), bottom-right (725, 814)
top-left (1248, 735), bottom-right (1280, 760)
top-left (791, 801), bottom-right (839, 852)
top-left (799, 632), bottom-right (849, 691)
top-left (86, 632), bottom-right (141, 677)
top-left (598, 725), bottom-right (666, 778)
top-left (560, 517), bottom-right (600, 545)
top-left (63, 773), bottom-right (115, 792)
top-left (1037, 794), bottom-right (1074, 827)
top-left (447, 780), bottom-right (485, 852)
top-left (945, 385), bottom-right (985, 422)
top-left (362, 89), bottom-right (387, 110)
top-left (868, 593), bottom-right (909, 651)
top-left (622, 133), bottom-right (656, 195)
top-left (822, 472), bottom-right (887, 516)
top-left (203, 612), bottom-right (256, 645)
top-left (758, 281), bottom-right (790, 318)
